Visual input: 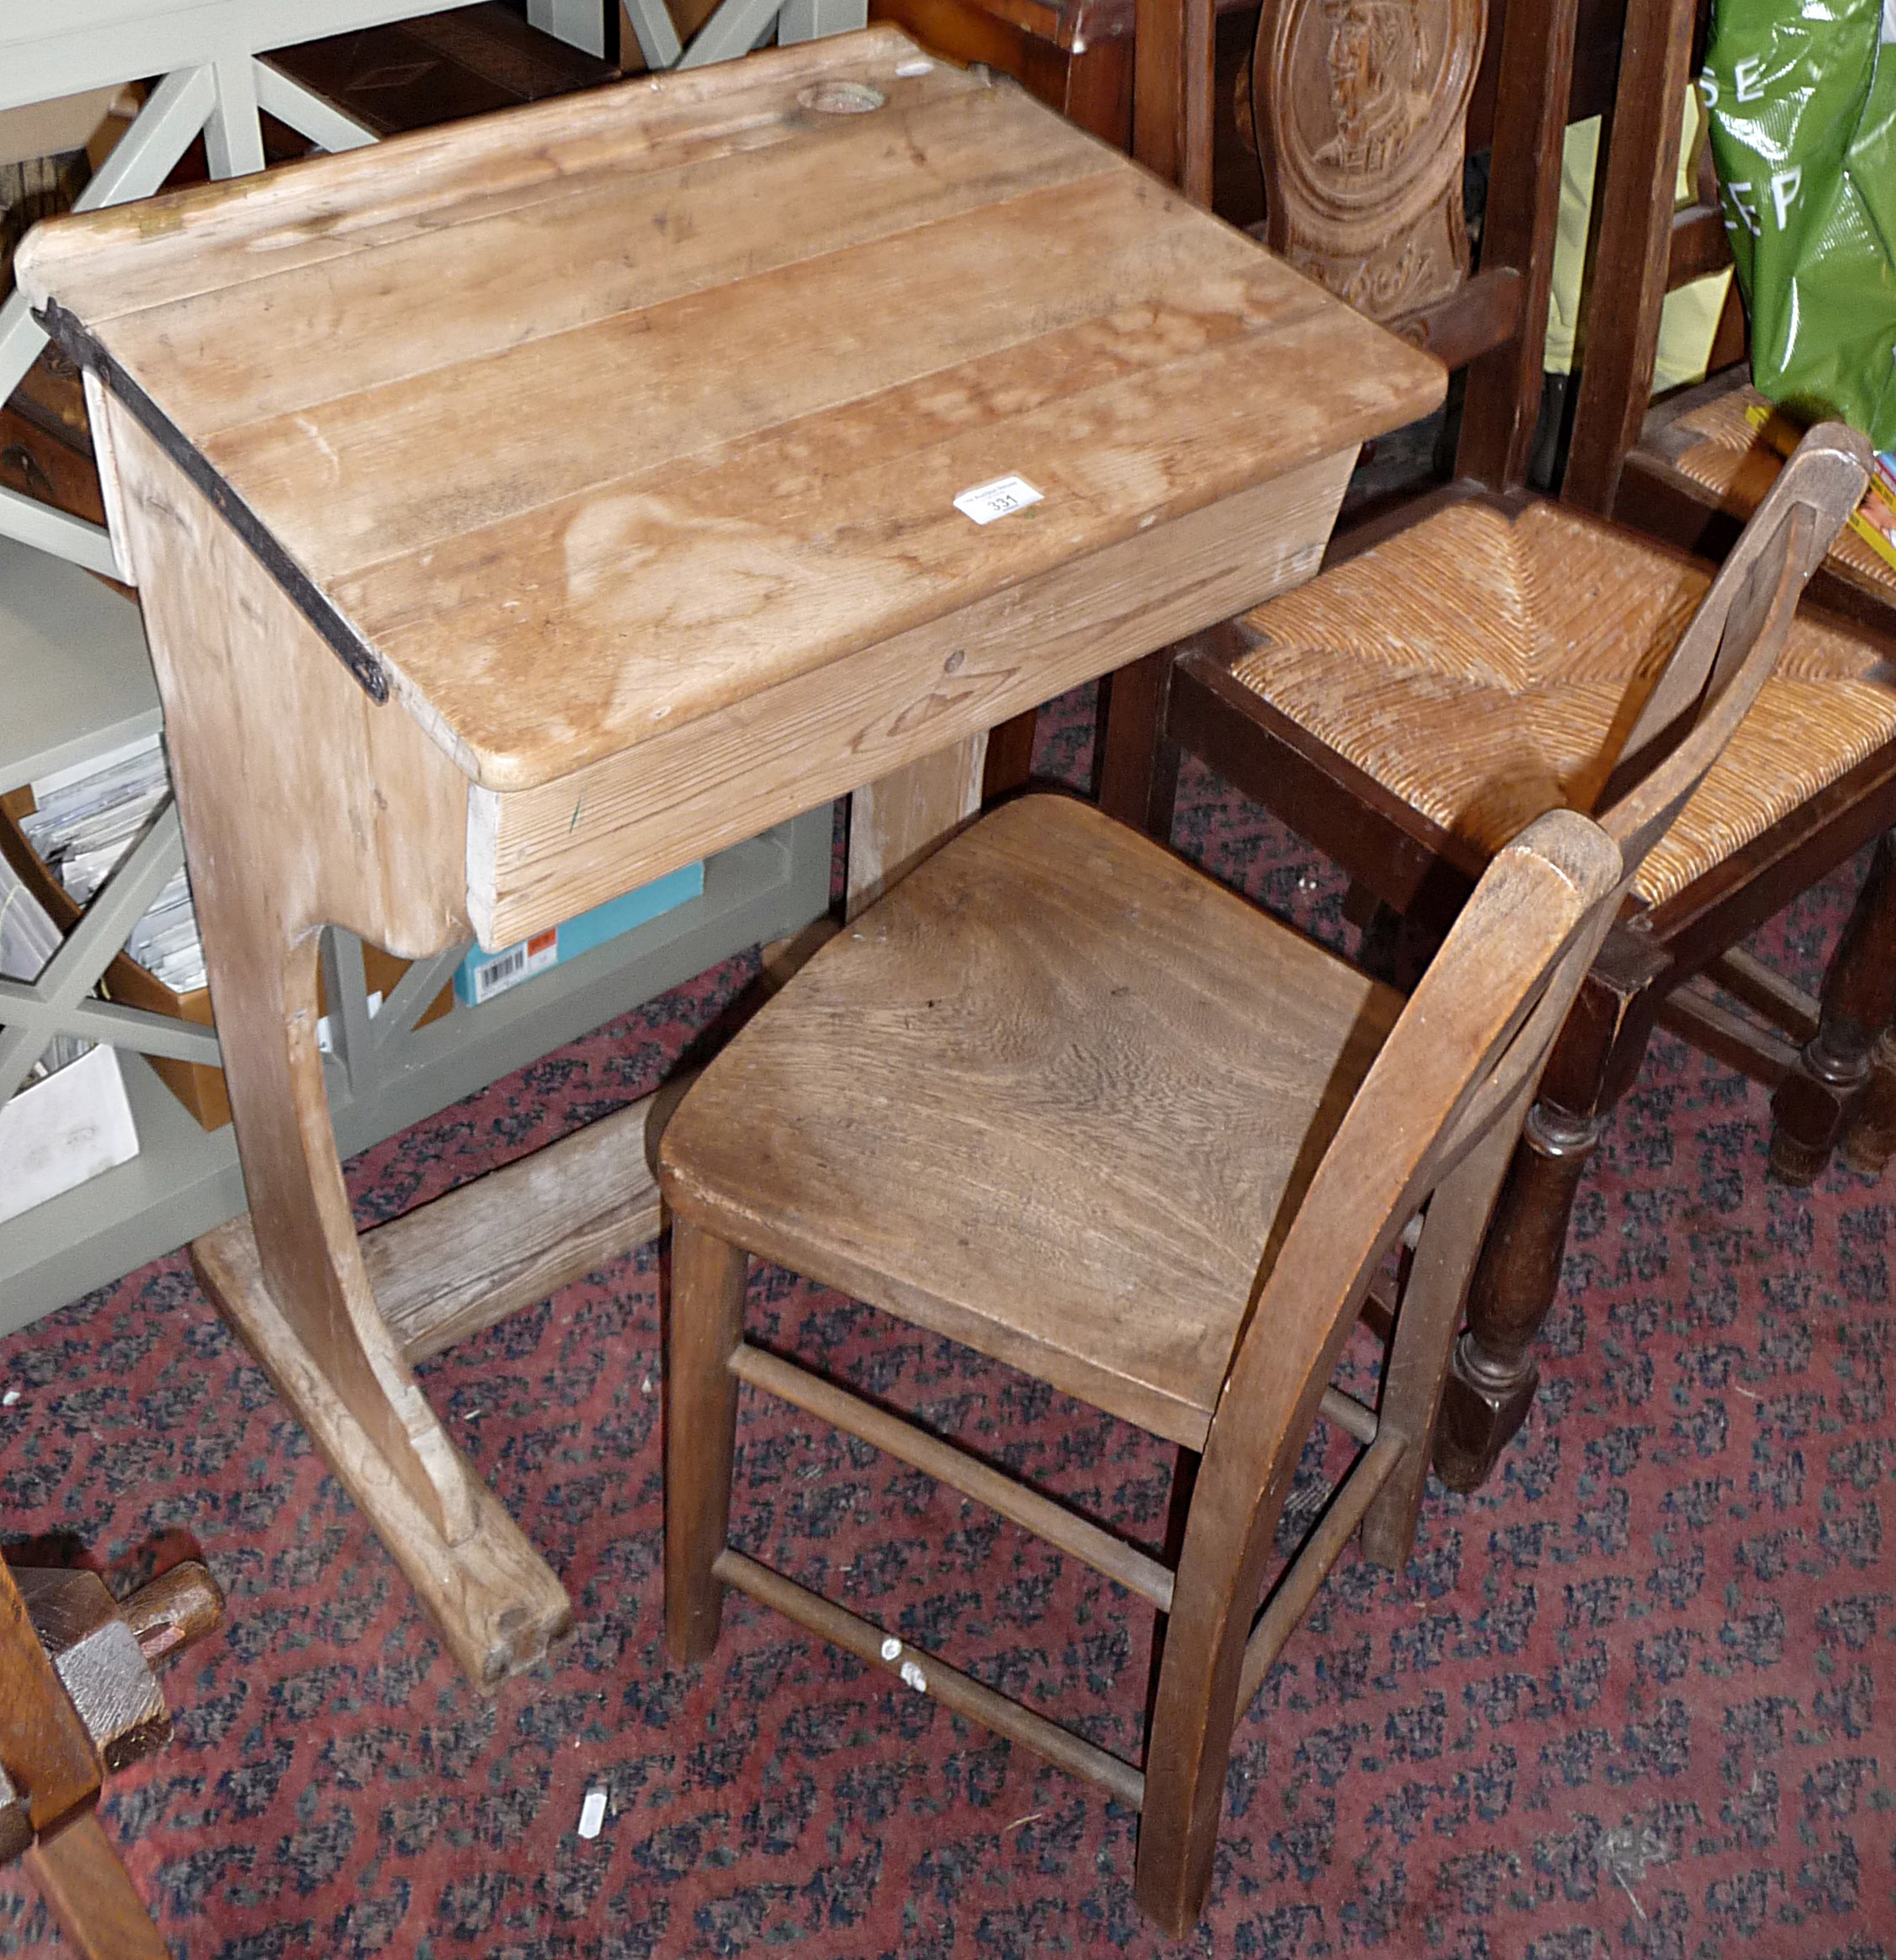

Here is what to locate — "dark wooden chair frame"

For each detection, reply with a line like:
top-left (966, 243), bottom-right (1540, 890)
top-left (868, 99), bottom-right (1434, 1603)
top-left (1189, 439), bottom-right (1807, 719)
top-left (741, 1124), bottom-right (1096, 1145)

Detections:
top-left (1092, 0), bottom-right (1896, 1491)
top-left (1563, 0), bottom-right (1896, 1190)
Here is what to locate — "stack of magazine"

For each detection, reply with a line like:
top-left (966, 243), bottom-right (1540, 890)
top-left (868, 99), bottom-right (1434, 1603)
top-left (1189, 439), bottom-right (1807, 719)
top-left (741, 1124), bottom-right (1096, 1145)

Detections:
top-left (2, 739), bottom-right (160, 1223)
top-left (18, 734), bottom-right (206, 995)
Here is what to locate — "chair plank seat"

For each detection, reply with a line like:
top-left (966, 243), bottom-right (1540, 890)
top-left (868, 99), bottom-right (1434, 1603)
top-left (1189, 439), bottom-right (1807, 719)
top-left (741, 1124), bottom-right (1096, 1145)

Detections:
top-left (1635, 370), bottom-right (1896, 603)
top-left (660, 794), bottom-right (1402, 1447)
top-left (1229, 497), bottom-right (1896, 909)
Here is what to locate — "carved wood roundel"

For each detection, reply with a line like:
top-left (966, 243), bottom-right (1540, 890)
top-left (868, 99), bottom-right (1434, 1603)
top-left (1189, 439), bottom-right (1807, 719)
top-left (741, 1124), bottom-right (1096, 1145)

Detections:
top-left (1252, 0), bottom-right (1485, 324)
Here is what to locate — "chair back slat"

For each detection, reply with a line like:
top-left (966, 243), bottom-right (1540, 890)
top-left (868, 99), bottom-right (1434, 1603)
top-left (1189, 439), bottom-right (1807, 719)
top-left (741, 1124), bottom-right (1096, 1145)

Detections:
top-left (1241, 0), bottom-right (1577, 491)
top-left (1192, 422), bottom-right (1864, 1535)
top-left (1559, 0), bottom-right (1701, 516)
top-left (1133, 0), bottom-right (1219, 199)
top-left (1229, 809), bottom-right (1620, 1396)
top-left (1249, 0), bottom-right (1484, 323)
top-left (1596, 422), bottom-right (1869, 867)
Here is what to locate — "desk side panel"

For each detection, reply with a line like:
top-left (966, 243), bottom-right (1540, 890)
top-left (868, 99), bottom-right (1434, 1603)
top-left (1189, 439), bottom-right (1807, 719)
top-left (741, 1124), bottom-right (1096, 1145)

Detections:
top-left (105, 397), bottom-right (502, 1583)
top-left (101, 390), bottom-right (470, 959)
top-left (469, 446), bottom-right (1354, 945)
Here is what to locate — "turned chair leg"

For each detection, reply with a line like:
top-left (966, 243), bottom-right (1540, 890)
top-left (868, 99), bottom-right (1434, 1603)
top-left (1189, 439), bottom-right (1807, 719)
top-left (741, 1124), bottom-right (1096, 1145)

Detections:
top-left (1771, 830), bottom-right (1896, 1185)
top-left (1432, 948), bottom-right (1660, 1492)
top-left (665, 1221), bottom-right (750, 1663)
top-left (1431, 1099), bottom-right (1598, 1490)
top-left (1843, 1028), bottom-right (1896, 1176)
top-left (1362, 1121), bottom-right (1518, 1564)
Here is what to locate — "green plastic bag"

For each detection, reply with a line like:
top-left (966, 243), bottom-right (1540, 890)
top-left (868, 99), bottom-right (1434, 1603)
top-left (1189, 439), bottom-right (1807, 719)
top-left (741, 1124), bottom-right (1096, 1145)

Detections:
top-left (1701, 0), bottom-right (1896, 446)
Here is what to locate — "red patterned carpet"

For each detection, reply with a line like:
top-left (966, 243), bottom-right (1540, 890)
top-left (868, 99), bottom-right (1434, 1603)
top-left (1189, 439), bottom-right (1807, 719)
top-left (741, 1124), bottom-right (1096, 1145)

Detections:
top-left (2, 689), bottom-right (1893, 1958)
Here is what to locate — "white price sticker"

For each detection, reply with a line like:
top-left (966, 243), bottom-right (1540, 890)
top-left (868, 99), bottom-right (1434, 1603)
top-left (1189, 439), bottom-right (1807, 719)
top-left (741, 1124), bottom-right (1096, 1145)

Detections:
top-left (953, 475), bottom-right (1044, 525)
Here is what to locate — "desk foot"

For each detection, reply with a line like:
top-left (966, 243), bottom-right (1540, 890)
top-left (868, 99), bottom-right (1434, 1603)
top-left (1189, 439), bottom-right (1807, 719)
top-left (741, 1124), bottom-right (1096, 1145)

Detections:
top-left (194, 1219), bottom-right (574, 1688)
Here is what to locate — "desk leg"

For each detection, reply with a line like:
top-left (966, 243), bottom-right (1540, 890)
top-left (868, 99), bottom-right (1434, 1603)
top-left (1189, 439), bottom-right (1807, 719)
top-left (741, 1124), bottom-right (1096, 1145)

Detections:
top-left (107, 401), bottom-right (572, 1688)
top-left (846, 733), bottom-right (987, 919)
top-left (186, 922), bottom-right (575, 1689)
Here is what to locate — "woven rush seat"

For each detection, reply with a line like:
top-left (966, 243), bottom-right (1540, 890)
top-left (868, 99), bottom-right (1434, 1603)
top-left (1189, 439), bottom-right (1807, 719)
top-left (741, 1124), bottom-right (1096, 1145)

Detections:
top-left (1232, 497), bottom-right (1896, 908)
top-left (1649, 376), bottom-right (1896, 601)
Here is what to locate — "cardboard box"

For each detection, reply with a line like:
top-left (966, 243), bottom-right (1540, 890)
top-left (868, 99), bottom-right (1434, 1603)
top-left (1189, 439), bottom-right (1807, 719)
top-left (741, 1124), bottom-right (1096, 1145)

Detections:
top-left (0, 1043), bottom-right (138, 1224)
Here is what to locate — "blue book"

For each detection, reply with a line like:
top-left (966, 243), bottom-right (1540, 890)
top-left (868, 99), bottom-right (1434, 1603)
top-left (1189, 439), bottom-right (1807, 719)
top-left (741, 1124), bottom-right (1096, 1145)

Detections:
top-left (454, 861), bottom-right (705, 1007)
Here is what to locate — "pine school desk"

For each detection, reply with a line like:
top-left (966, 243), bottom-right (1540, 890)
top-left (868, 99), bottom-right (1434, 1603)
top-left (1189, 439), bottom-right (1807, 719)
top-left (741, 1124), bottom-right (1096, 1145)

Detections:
top-left (17, 28), bottom-right (1443, 1685)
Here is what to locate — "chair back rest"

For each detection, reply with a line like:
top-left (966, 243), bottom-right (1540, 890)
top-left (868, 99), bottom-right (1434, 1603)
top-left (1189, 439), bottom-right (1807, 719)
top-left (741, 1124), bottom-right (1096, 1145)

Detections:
top-left (1250, 0), bottom-right (1484, 325)
top-left (1226, 806), bottom-right (1621, 1432)
top-left (1561, 0), bottom-right (1729, 515)
top-left (1243, 0), bottom-right (1578, 488)
top-left (1594, 420), bottom-right (1869, 864)
top-left (1192, 419), bottom-right (1864, 1554)
top-left (1149, 802), bottom-right (1622, 1928)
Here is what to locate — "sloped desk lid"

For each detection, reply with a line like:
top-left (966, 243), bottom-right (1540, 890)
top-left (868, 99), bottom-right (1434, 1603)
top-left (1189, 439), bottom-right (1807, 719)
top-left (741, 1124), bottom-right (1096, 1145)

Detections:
top-left (19, 27), bottom-right (1443, 793)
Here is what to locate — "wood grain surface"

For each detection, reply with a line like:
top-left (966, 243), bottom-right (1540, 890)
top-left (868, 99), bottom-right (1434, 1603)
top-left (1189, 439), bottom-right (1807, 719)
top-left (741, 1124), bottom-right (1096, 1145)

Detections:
top-left (662, 793), bottom-right (1407, 1446)
top-left (21, 28), bottom-right (1442, 795)
top-left (24, 1812), bottom-right (171, 1960)
top-left (468, 450), bottom-right (1353, 943)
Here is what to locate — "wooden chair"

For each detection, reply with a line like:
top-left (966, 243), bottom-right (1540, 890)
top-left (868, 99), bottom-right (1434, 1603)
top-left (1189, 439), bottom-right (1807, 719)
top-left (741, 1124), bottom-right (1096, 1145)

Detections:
top-left (1560, 0), bottom-right (1896, 1190)
top-left (1097, 0), bottom-right (1585, 829)
top-left (656, 429), bottom-right (1861, 1936)
top-left (1563, 0), bottom-right (1884, 633)
top-left (1093, 0), bottom-right (1896, 1495)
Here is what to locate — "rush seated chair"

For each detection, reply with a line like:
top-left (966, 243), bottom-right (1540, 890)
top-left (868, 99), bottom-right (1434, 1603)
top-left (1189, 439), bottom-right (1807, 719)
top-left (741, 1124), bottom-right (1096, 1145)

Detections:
top-left (1558, 0), bottom-right (1896, 1190)
top-left (1562, 0), bottom-right (1892, 642)
top-left (656, 428), bottom-right (1864, 1936)
top-left (1096, 0), bottom-right (1896, 1495)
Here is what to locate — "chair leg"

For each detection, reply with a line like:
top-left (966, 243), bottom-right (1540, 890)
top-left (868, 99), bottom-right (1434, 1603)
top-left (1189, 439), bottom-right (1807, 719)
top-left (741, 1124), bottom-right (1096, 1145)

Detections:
top-left (1137, 1339), bottom-right (1356, 1935)
top-left (1843, 1028), bottom-right (1896, 1176)
top-left (1361, 1120), bottom-right (1518, 1566)
top-left (1431, 951), bottom-right (1658, 1492)
top-left (1431, 1099), bottom-right (1598, 1491)
top-left (982, 708), bottom-right (1039, 801)
top-left (1096, 645), bottom-right (1182, 840)
top-left (1771, 830), bottom-right (1896, 1186)
top-left (1135, 1501), bottom-right (1278, 1936)
top-left (664, 1221), bottom-right (749, 1664)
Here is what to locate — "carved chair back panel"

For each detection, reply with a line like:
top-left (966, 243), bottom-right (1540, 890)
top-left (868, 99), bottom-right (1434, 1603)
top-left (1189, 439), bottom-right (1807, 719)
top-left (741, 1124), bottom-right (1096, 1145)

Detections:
top-left (1252, 0), bottom-right (1486, 322)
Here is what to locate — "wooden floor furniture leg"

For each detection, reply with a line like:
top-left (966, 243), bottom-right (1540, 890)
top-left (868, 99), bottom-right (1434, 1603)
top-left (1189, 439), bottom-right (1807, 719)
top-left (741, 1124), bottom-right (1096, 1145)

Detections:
top-left (981, 709), bottom-right (1039, 802)
top-left (1360, 1118), bottom-right (1519, 1564)
top-left (665, 1223), bottom-right (750, 1662)
top-left (1771, 829), bottom-right (1896, 1183)
top-left (24, 1814), bottom-right (170, 1960)
top-left (1843, 1027), bottom-right (1896, 1174)
top-left (1095, 645), bottom-right (1183, 841)
top-left (1431, 1099), bottom-right (1597, 1489)
top-left (103, 401), bottom-right (571, 1688)
top-left (1432, 939), bottom-right (1662, 1490)
top-left (846, 734), bottom-right (988, 919)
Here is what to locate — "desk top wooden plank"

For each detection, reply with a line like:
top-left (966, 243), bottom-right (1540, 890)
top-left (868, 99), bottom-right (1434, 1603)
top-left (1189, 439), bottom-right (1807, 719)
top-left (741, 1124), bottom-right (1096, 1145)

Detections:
top-left (204, 169), bottom-right (1279, 581)
top-left (87, 81), bottom-right (1091, 437)
top-left (20, 27), bottom-right (1442, 793)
